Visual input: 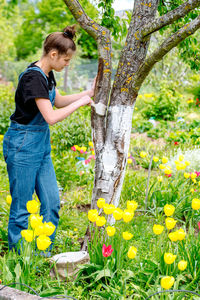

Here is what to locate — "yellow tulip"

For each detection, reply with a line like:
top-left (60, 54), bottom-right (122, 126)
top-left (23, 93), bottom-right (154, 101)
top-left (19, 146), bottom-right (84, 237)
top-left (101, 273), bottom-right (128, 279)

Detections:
top-left (157, 176), bottom-right (163, 182)
top-left (140, 151), bottom-right (147, 158)
top-left (122, 231), bottom-right (133, 240)
top-left (184, 172), bottom-right (190, 179)
top-left (180, 163), bottom-right (186, 170)
top-left (192, 179), bottom-right (197, 184)
top-left (103, 204), bottom-right (115, 215)
top-left (190, 188), bottom-right (195, 193)
top-left (113, 208), bottom-right (123, 220)
top-left (21, 229), bottom-right (34, 242)
top-left (159, 164), bottom-right (165, 170)
top-left (106, 226), bottom-right (116, 237)
top-left (164, 204), bottom-right (175, 217)
top-left (164, 252), bottom-right (176, 264)
top-left (153, 224), bottom-right (164, 235)
top-left (176, 163), bottom-right (182, 171)
top-left (43, 222), bottom-right (56, 236)
top-left (165, 217), bottom-right (177, 230)
top-left (96, 216), bottom-right (106, 227)
top-left (123, 210), bottom-right (134, 223)
top-left (178, 154), bottom-right (184, 161)
top-left (97, 198), bottom-right (106, 208)
top-left (88, 209), bottom-right (98, 222)
top-left (127, 200), bottom-right (138, 212)
top-left (161, 276), bottom-right (175, 289)
top-left (162, 156), bottom-right (168, 164)
top-left (192, 198), bottom-right (200, 210)
top-left (168, 231), bottom-right (179, 242)
top-left (185, 160), bottom-right (190, 166)
top-left (191, 173), bottom-right (197, 179)
top-left (34, 224), bottom-right (45, 236)
top-left (178, 260), bottom-right (187, 271)
top-left (6, 195), bottom-right (12, 205)
top-left (80, 146), bottom-right (87, 152)
top-left (127, 158), bottom-right (133, 164)
top-left (36, 234), bottom-right (51, 251)
top-left (164, 168), bottom-right (172, 175)
top-left (30, 214), bottom-right (43, 229)
top-left (176, 228), bottom-right (186, 241)
top-left (127, 246), bottom-right (137, 259)
top-left (26, 200), bottom-right (40, 214)
top-left (88, 141), bottom-right (94, 147)
top-left (153, 156), bottom-right (159, 162)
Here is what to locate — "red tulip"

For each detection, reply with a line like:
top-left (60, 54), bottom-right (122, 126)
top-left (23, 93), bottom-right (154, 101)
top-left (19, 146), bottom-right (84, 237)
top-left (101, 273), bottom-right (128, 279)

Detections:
top-left (198, 222), bottom-right (200, 231)
top-left (71, 146), bottom-right (76, 151)
top-left (174, 142), bottom-right (179, 145)
top-left (165, 174), bottom-right (172, 178)
top-left (102, 244), bottom-right (113, 257)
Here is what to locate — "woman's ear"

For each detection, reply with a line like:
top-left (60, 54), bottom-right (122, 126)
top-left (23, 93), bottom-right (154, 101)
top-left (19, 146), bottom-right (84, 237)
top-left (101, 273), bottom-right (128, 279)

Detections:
top-left (49, 50), bottom-right (58, 60)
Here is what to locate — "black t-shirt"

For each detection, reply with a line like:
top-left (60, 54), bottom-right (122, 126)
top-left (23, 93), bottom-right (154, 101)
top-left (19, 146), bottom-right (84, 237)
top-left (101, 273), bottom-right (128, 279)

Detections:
top-left (10, 62), bottom-right (56, 124)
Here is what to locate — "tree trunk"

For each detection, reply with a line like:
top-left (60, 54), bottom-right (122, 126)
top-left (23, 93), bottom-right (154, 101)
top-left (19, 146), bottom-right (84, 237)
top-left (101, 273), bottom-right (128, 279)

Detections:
top-left (91, 0), bottom-right (159, 210)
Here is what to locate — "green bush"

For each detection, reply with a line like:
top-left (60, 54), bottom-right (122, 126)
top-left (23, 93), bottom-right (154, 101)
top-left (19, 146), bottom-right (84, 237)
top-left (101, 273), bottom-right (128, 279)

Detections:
top-left (51, 106), bottom-right (91, 151)
top-left (0, 83), bottom-right (15, 134)
top-left (186, 74), bottom-right (200, 103)
top-left (142, 86), bottom-right (180, 121)
top-left (132, 120), bottom-right (153, 133)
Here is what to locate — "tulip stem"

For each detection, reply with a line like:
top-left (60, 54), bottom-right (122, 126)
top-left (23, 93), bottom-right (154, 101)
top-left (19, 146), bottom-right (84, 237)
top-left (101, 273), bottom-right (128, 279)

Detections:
top-left (145, 154), bottom-right (153, 210)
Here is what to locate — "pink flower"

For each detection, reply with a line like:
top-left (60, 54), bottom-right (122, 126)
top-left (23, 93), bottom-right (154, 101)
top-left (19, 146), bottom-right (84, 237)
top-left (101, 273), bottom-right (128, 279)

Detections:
top-left (102, 244), bottom-right (113, 257)
top-left (80, 149), bottom-right (84, 154)
top-left (165, 174), bottom-right (172, 178)
top-left (195, 171), bottom-right (200, 177)
top-left (71, 146), bottom-right (76, 151)
top-left (85, 159), bottom-right (89, 165)
top-left (198, 222), bottom-right (200, 231)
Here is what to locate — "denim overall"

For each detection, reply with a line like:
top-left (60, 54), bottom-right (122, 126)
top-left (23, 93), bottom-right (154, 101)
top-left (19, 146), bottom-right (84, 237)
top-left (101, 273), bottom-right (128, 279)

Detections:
top-left (3, 67), bottom-right (60, 250)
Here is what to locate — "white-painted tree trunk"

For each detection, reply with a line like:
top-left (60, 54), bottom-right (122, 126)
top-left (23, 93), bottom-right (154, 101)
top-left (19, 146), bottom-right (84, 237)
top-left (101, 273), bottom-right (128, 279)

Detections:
top-left (92, 104), bottom-right (134, 209)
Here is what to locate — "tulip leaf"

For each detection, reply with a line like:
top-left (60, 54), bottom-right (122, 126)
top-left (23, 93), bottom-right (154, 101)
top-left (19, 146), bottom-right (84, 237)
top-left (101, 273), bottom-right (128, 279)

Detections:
top-left (14, 263), bottom-right (22, 282)
top-left (3, 264), bottom-right (13, 282)
top-left (95, 269), bottom-right (111, 281)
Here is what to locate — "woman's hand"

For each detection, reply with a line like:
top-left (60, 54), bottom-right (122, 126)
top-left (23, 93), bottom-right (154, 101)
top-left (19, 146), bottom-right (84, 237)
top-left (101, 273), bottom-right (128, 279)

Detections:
top-left (80, 95), bottom-right (94, 107)
top-left (88, 76), bottom-right (97, 98)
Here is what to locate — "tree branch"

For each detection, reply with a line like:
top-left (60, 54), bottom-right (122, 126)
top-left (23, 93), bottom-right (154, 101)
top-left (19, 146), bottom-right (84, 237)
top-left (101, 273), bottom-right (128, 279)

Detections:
top-left (142, 0), bottom-right (200, 38)
top-left (63, 0), bottom-right (112, 148)
top-left (133, 15), bottom-right (200, 90)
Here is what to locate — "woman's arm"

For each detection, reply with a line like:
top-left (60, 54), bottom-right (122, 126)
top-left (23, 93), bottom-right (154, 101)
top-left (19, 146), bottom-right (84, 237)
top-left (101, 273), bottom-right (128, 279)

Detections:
top-left (54, 76), bottom-right (96, 108)
top-left (35, 95), bottom-right (93, 125)
top-left (54, 88), bottom-right (93, 108)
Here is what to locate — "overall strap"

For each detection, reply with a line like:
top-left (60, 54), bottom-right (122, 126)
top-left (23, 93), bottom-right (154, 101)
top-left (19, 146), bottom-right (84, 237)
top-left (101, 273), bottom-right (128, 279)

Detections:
top-left (18, 67), bottom-right (48, 85)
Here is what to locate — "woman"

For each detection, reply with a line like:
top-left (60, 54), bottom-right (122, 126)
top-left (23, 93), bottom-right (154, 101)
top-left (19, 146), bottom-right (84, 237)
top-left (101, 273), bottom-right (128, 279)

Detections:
top-left (3, 25), bottom-right (95, 251)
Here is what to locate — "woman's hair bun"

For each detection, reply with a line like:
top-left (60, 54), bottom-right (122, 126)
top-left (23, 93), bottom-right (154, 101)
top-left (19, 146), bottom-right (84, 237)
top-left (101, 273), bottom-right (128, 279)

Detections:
top-left (63, 25), bottom-right (76, 40)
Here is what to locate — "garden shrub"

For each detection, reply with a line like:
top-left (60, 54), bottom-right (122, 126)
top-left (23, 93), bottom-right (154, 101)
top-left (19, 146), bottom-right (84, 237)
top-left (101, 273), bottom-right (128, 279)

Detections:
top-left (142, 86), bottom-right (180, 121)
top-left (0, 83), bottom-right (15, 134)
top-left (186, 74), bottom-right (200, 105)
top-left (51, 106), bottom-right (91, 151)
top-left (132, 120), bottom-right (153, 133)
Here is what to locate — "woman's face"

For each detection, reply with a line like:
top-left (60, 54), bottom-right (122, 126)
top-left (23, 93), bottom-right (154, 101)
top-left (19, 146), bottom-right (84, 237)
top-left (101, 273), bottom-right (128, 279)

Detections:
top-left (51, 49), bottom-right (75, 72)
